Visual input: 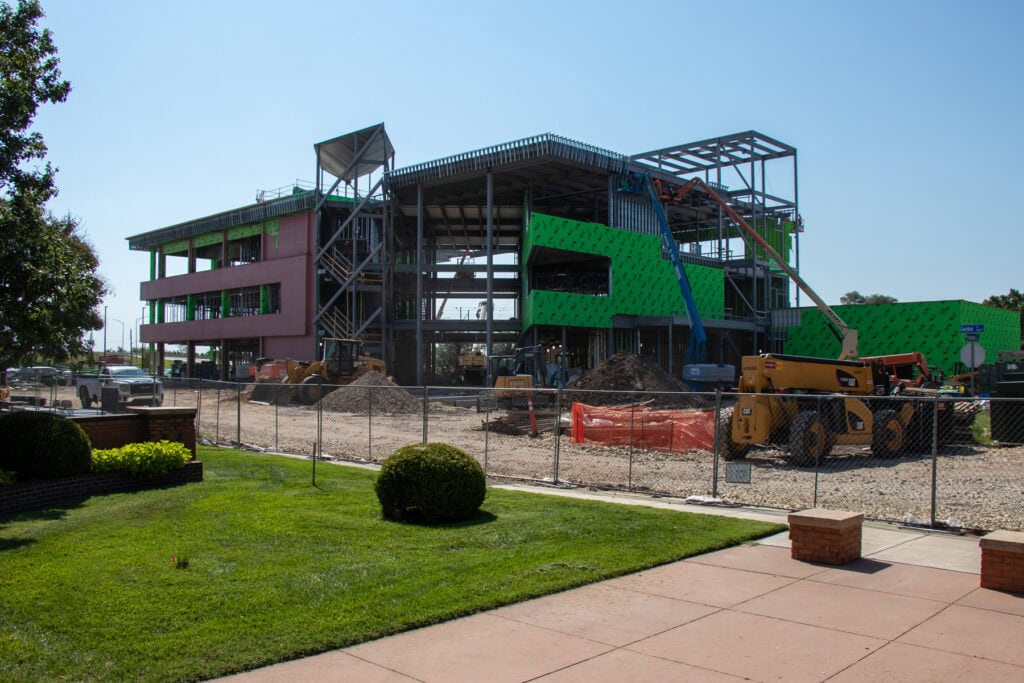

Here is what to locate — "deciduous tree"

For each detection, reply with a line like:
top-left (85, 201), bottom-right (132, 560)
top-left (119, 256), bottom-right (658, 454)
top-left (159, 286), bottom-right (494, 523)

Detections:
top-left (0, 0), bottom-right (105, 368)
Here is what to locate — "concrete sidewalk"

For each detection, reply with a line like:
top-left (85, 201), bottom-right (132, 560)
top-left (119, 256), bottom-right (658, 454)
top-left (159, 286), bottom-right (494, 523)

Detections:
top-left (220, 494), bottom-right (1023, 682)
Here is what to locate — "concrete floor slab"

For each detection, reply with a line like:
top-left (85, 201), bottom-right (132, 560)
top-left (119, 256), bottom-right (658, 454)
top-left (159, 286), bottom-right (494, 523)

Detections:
top-left (684, 543), bottom-right (830, 579)
top-left (344, 612), bottom-right (613, 683)
top-left (734, 580), bottom-right (947, 640)
top-left (898, 604), bottom-right (1024, 667)
top-left (811, 560), bottom-right (980, 602)
top-left (606, 559), bottom-right (796, 608)
top-left (956, 587), bottom-right (1024, 617)
top-left (534, 648), bottom-right (748, 682)
top-left (829, 641), bottom-right (1024, 682)
top-left (218, 651), bottom-right (416, 682)
top-left (868, 533), bottom-right (981, 573)
top-left (628, 609), bottom-right (885, 682)
top-left (492, 582), bottom-right (717, 646)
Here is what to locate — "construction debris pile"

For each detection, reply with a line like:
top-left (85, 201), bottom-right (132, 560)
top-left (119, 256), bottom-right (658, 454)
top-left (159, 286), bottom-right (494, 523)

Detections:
top-left (566, 353), bottom-right (707, 407)
top-left (317, 371), bottom-right (419, 414)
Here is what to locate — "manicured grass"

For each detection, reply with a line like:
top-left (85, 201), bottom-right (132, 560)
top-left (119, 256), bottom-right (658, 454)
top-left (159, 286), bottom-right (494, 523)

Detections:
top-left (0, 446), bottom-right (784, 682)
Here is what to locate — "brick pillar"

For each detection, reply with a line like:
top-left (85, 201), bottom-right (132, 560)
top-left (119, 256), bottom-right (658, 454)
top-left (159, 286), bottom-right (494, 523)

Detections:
top-left (788, 509), bottom-right (864, 565)
top-left (126, 406), bottom-right (198, 457)
top-left (979, 530), bottom-right (1024, 592)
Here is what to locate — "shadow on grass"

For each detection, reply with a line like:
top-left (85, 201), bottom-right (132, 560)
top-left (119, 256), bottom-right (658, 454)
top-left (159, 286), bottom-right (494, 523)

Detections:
top-left (0, 537), bottom-right (35, 551)
top-left (384, 510), bottom-right (498, 527)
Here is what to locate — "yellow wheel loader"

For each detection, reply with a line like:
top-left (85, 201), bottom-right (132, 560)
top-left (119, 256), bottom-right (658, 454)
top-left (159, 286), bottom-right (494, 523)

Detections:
top-left (255, 338), bottom-right (386, 405)
top-left (722, 354), bottom-right (951, 466)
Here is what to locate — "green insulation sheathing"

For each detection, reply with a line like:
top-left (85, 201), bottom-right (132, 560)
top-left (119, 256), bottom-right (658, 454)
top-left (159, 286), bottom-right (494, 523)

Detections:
top-left (782, 300), bottom-right (1020, 372)
top-left (522, 213), bottom-right (725, 329)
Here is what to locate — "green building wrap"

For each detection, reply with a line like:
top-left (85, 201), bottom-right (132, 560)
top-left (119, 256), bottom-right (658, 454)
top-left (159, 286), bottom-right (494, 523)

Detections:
top-left (521, 213), bottom-right (725, 329)
top-left (782, 300), bottom-right (1020, 373)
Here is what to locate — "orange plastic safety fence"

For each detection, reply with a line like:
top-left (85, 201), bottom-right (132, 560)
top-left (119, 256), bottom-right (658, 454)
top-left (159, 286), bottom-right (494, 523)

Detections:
top-left (571, 402), bottom-right (715, 453)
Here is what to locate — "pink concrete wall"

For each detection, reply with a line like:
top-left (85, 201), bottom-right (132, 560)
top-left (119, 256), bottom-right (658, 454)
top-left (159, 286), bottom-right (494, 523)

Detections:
top-left (140, 210), bottom-right (316, 357)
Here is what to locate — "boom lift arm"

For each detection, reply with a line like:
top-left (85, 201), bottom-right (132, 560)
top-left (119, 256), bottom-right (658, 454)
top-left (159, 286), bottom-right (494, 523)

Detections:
top-left (637, 173), bottom-right (708, 365)
top-left (665, 177), bottom-right (858, 360)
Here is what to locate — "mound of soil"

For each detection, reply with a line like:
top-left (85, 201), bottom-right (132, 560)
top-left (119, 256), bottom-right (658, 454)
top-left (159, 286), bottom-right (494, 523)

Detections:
top-left (566, 353), bottom-right (706, 408)
top-left (317, 371), bottom-right (419, 414)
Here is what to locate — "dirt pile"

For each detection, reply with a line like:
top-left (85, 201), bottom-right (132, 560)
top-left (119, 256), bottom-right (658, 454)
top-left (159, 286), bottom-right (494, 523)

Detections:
top-left (317, 371), bottom-right (419, 414)
top-left (566, 353), bottom-right (706, 408)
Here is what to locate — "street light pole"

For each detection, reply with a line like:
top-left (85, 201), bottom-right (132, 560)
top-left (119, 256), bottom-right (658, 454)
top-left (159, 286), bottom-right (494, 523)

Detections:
top-left (111, 318), bottom-right (125, 356)
top-left (103, 305), bottom-right (108, 355)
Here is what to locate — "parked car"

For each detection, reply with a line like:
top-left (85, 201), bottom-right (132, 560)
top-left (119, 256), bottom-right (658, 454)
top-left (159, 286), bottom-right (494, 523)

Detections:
top-left (76, 364), bottom-right (164, 408)
top-left (14, 366), bottom-right (62, 386)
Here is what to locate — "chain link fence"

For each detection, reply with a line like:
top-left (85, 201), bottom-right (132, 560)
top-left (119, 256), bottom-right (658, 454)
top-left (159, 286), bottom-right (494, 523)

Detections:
top-left (152, 379), bottom-right (1022, 533)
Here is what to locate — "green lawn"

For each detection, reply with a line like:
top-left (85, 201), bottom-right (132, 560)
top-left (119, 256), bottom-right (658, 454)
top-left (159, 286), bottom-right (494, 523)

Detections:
top-left (0, 446), bottom-right (784, 682)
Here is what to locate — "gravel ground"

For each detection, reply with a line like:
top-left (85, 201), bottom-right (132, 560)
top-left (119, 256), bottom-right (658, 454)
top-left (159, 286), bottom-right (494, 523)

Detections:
top-left (31, 382), bottom-right (1024, 532)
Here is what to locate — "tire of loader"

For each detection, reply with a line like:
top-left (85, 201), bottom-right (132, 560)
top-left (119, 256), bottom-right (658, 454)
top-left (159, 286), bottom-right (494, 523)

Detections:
top-left (871, 409), bottom-right (905, 458)
top-left (716, 407), bottom-right (750, 461)
top-left (298, 374), bottom-right (326, 405)
top-left (789, 410), bottom-right (832, 467)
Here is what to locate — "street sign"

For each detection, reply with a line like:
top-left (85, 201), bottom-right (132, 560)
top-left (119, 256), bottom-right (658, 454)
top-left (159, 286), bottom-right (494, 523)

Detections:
top-left (960, 324), bottom-right (985, 333)
top-left (965, 333), bottom-right (980, 341)
top-left (960, 342), bottom-right (986, 369)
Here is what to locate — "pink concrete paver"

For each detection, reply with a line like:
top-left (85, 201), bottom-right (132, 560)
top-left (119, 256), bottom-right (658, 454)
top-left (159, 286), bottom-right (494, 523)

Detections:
top-left (492, 582), bottom-right (717, 646)
top-left (628, 609), bottom-right (885, 682)
top-left (956, 587), bottom-right (1024, 617)
top-left (606, 558), bottom-right (796, 607)
top-left (897, 604), bottom-right (1024, 667)
top-left (735, 579), bottom-right (948, 640)
top-left (809, 559), bottom-right (979, 602)
top-left (684, 543), bottom-right (832, 579)
top-left (829, 641), bottom-right (1024, 682)
top-left (534, 648), bottom-right (748, 682)
top-left (217, 651), bottom-right (415, 682)
top-left (344, 612), bottom-right (613, 683)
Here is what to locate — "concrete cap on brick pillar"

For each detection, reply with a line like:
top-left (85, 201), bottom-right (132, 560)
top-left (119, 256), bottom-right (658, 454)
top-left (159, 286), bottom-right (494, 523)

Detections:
top-left (788, 509), bottom-right (864, 529)
top-left (980, 530), bottom-right (1024, 553)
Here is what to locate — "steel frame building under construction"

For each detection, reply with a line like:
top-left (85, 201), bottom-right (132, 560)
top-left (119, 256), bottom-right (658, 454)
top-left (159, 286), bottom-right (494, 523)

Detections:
top-left (129, 123), bottom-right (803, 385)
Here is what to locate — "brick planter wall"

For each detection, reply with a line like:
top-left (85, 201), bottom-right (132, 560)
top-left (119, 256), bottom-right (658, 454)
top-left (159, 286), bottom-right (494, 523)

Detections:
top-left (71, 407), bottom-right (196, 456)
top-left (788, 509), bottom-right (864, 565)
top-left (0, 461), bottom-right (203, 516)
top-left (979, 530), bottom-right (1024, 592)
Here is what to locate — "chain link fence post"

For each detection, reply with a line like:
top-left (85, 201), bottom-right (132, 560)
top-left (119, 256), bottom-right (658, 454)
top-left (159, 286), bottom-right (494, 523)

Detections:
top-left (628, 402), bottom-right (636, 491)
top-left (236, 383), bottom-right (241, 446)
top-left (368, 385), bottom-right (373, 460)
top-left (930, 394), bottom-right (939, 527)
top-left (813, 394), bottom-right (821, 507)
top-left (196, 378), bottom-right (202, 439)
top-left (215, 384), bottom-right (220, 444)
top-left (313, 381), bottom-right (323, 487)
top-left (422, 385), bottom-right (429, 444)
top-left (553, 388), bottom-right (562, 485)
top-left (712, 390), bottom-right (722, 498)
top-left (483, 389), bottom-right (491, 474)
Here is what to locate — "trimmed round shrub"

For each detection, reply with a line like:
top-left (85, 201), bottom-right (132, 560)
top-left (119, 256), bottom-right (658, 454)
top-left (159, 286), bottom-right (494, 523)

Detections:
top-left (375, 443), bottom-right (486, 522)
top-left (0, 412), bottom-right (92, 480)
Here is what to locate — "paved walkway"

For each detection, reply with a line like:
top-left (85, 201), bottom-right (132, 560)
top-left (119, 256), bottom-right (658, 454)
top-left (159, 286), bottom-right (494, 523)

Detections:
top-left (221, 490), bottom-right (1023, 682)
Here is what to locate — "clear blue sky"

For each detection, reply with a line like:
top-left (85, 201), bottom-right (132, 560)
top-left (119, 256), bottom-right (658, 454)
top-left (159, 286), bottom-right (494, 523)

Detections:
top-left (28, 0), bottom-right (1024, 347)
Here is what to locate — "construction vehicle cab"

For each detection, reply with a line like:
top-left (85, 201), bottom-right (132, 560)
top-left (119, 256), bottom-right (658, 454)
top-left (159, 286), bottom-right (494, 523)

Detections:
top-left (724, 353), bottom-right (949, 466)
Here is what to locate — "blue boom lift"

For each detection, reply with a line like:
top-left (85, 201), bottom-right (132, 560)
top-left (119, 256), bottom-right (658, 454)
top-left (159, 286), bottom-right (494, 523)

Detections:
top-left (620, 172), bottom-right (734, 388)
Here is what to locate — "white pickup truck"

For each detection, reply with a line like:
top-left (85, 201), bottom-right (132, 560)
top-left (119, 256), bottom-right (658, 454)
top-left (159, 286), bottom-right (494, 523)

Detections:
top-left (77, 364), bottom-right (164, 409)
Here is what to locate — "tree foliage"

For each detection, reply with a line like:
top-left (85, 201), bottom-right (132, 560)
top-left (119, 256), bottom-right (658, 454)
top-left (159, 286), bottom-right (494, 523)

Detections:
top-left (983, 288), bottom-right (1024, 348)
top-left (0, 0), bottom-right (105, 367)
top-left (840, 290), bottom-right (898, 305)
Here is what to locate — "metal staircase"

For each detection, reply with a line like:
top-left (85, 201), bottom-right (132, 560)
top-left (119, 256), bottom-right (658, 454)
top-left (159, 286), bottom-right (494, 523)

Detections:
top-left (312, 124), bottom-right (394, 358)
